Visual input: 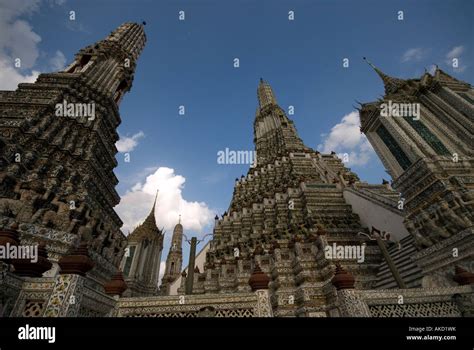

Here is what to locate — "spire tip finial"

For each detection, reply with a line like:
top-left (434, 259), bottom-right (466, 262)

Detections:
top-left (363, 57), bottom-right (404, 94)
top-left (363, 56), bottom-right (377, 70)
top-left (150, 189), bottom-right (159, 213)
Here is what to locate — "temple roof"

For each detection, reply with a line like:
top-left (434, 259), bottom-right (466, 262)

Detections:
top-left (128, 191), bottom-right (162, 242)
top-left (363, 57), bottom-right (408, 95)
top-left (433, 66), bottom-right (471, 88)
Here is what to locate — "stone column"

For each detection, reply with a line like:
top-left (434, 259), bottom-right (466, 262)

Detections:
top-left (43, 243), bottom-right (94, 317)
top-left (451, 266), bottom-right (474, 316)
top-left (103, 270), bottom-right (127, 317)
top-left (104, 270), bottom-right (128, 298)
top-left (1, 224), bottom-right (53, 317)
top-left (249, 263), bottom-right (273, 317)
top-left (185, 237), bottom-right (197, 295)
top-left (335, 289), bottom-right (371, 317)
top-left (43, 274), bottom-right (85, 317)
top-left (254, 289), bottom-right (273, 317)
top-left (177, 271), bottom-right (187, 295)
top-left (332, 264), bottom-right (371, 317)
top-left (1, 225), bottom-right (22, 317)
top-left (0, 263), bottom-right (24, 317)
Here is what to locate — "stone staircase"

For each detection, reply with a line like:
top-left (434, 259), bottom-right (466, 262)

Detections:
top-left (375, 234), bottom-right (423, 289)
top-left (302, 183), bottom-right (362, 228)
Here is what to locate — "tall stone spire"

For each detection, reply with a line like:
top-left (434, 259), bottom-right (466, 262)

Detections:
top-left (160, 218), bottom-right (184, 295)
top-left (64, 22), bottom-right (146, 105)
top-left (254, 79), bottom-right (306, 166)
top-left (170, 218), bottom-right (183, 255)
top-left (363, 57), bottom-right (406, 95)
top-left (0, 22), bottom-right (147, 283)
top-left (202, 80), bottom-right (382, 313)
top-left (257, 78), bottom-right (278, 108)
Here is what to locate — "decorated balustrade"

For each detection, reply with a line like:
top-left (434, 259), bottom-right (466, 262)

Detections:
top-left (114, 291), bottom-right (273, 317)
top-left (332, 284), bottom-right (473, 317)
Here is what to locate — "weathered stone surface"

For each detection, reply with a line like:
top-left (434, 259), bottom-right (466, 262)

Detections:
top-left (0, 23), bottom-right (146, 283)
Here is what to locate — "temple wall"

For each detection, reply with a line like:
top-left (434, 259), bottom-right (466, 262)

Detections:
top-left (0, 263), bottom-right (117, 317)
top-left (115, 291), bottom-right (265, 317)
top-left (343, 188), bottom-right (410, 242)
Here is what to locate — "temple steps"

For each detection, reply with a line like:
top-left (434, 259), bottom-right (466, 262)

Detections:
top-left (305, 198), bottom-right (346, 204)
top-left (309, 209), bottom-right (356, 216)
top-left (306, 203), bottom-right (354, 210)
top-left (374, 235), bottom-right (423, 289)
top-left (375, 247), bottom-right (417, 266)
top-left (306, 189), bottom-right (344, 194)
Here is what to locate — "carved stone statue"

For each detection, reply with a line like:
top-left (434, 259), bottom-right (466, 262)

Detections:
top-left (0, 164), bottom-right (20, 183)
top-left (419, 211), bottom-right (450, 241)
top-left (78, 217), bottom-right (97, 243)
top-left (113, 239), bottom-right (127, 266)
top-left (16, 187), bottom-right (41, 223)
top-left (41, 192), bottom-right (73, 230)
top-left (436, 200), bottom-right (472, 234)
top-left (91, 226), bottom-right (108, 252)
top-left (405, 219), bottom-right (433, 248)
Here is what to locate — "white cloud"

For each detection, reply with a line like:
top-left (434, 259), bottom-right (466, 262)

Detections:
top-left (48, 0), bottom-right (66, 5)
top-left (318, 111), bottom-right (375, 166)
top-left (445, 45), bottom-right (467, 72)
top-left (115, 167), bottom-right (214, 236)
top-left (49, 50), bottom-right (66, 71)
top-left (65, 21), bottom-right (90, 34)
top-left (0, 58), bottom-right (40, 90)
top-left (0, 0), bottom-right (41, 89)
top-left (446, 46), bottom-right (464, 60)
top-left (0, 0), bottom-right (42, 68)
top-left (0, 1), bottom-right (40, 25)
top-left (2, 19), bottom-right (42, 69)
top-left (401, 48), bottom-right (426, 63)
top-left (116, 131), bottom-right (145, 152)
top-left (0, 1), bottom-right (68, 90)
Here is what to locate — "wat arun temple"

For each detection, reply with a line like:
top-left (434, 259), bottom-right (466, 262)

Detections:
top-left (0, 23), bottom-right (472, 318)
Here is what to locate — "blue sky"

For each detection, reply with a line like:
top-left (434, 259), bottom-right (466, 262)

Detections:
top-left (1, 0), bottom-right (473, 271)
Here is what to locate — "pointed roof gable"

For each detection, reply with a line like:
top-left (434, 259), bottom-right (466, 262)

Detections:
top-left (128, 191), bottom-right (162, 242)
top-left (433, 67), bottom-right (471, 89)
top-left (363, 57), bottom-right (408, 95)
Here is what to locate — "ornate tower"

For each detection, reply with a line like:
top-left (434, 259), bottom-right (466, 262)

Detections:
top-left (120, 194), bottom-right (164, 297)
top-left (182, 79), bottom-right (389, 317)
top-left (359, 60), bottom-right (473, 287)
top-left (0, 23), bottom-right (146, 282)
top-left (160, 217), bottom-right (184, 295)
top-left (253, 78), bottom-right (308, 166)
